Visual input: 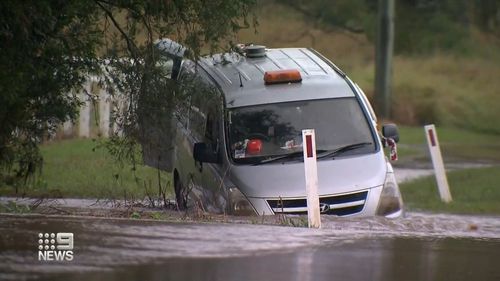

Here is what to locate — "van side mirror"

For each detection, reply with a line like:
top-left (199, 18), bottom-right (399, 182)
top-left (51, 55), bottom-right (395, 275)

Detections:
top-left (193, 143), bottom-right (221, 164)
top-left (382, 124), bottom-right (400, 143)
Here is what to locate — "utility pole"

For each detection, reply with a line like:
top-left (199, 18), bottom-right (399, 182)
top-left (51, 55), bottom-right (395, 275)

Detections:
top-left (375, 0), bottom-right (395, 119)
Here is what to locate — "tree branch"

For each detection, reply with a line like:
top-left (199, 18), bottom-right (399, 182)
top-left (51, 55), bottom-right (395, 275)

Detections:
top-left (285, 2), bottom-right (365, 34)
top-left (94, 0), bottom-right (138, 57)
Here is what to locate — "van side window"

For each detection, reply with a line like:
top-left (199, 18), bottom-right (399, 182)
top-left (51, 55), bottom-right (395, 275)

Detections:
top-left (205, 109), bottom-right (220, 152)
top-left (189, 103), bottom-right (206, 141)
top-left (174, 96), bottom-right (190, 128)
top-left (183, 68), bottom-right (221, 143)
top-left (205, 113), bottom-right (215, 141)
top-left (172, 62), bottom-right (196, 128)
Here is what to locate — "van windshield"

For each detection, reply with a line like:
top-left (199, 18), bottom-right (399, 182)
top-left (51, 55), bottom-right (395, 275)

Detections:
top-left (227, 97), bottom-right (376, 164)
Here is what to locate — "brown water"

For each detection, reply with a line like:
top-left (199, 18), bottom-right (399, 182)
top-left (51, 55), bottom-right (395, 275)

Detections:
top-left (1, 213), bottom-right (500, 281)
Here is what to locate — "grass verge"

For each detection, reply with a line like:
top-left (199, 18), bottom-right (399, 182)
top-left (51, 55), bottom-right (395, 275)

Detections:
top-left (394, 126), bottom-right (500, 165)
top-left (1, 127), bottom-right (499, 217)
top-left (400, 166), bottom-right (500, 215)
top-left (0, 139), bottom-right (172, 199)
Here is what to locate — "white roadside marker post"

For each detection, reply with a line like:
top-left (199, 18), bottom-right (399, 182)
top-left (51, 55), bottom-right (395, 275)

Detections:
top-left (424, 124), bottom-right (452, 203)
top-left (302, 129), bottom-right (321, 228)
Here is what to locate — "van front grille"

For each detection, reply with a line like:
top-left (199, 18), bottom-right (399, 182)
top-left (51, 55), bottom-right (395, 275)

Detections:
top-left (266, 191), bottom-right (368, 216)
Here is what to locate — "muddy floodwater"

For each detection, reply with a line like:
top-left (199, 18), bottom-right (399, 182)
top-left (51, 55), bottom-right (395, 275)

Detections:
top-left (1, 213), bottom-right (500, 281)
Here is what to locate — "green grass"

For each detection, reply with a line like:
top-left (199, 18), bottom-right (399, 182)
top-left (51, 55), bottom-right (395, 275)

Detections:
top-left (0, 139), bottom-right (172, 199)
top-left (395, 126), bottom-right (500, 165)
top-left (0, 201), bottom-right (32, 213)
top-left (386, 55), bottom-right (500, 134)
top-left (400, 166), bottom-right (500, 215)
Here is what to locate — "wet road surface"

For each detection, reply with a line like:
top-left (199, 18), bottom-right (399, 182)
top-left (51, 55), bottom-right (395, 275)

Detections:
top-left (1, 213), bottom-right (500, 281)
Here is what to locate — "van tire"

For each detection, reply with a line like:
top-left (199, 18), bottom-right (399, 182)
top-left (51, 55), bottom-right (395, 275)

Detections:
top-left (174, 172), bottom-right (187, 210)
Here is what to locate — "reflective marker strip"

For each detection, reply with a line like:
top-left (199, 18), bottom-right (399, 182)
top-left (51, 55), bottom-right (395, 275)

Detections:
top-left (306, 135), bottom-right (313, 158)
top-left (428, 129), bottom-right (436, 147)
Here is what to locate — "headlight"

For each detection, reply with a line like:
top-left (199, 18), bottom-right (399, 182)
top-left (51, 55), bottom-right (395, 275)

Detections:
top-left (228, 187), bottom-right (256, 216)
top-left (376, 169), bottom-right (404, 218)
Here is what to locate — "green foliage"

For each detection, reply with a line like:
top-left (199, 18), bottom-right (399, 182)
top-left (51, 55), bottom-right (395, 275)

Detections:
top-left (0, 0), bottom-right (256, 188)
top-left (277, 0), bottom-right (500, 55)
top-left (276, 0), bottom-right (372, 33)
top-left (149, 211), bottom-right (165, 220)
top-left (130, 211), bottom-right (141, 219)
top-left (0, 0), bottom-right (101, 185)
top-left (0, 201), bottom-right (32, 214)
top-left (394, 0), bottom-right (470, 55)
top-left (388, 55), bottom-right (500, 133)
top-left (474, 0), bottom-right (500, 35)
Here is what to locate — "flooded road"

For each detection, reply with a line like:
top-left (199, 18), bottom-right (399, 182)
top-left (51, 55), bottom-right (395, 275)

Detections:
top-left (1, 213), bottom-right (500, 281)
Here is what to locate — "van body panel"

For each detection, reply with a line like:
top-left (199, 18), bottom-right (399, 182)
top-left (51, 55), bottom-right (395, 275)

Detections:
top-left (230, 152), bottom-right (387, 199)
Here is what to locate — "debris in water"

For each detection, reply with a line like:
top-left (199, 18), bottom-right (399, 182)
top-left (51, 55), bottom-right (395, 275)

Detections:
top-left (469, 224), bottom-right (479, 231)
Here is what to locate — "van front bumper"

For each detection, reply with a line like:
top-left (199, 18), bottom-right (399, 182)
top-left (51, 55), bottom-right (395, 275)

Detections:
top-left (247, 184), bottom-right (403, 218)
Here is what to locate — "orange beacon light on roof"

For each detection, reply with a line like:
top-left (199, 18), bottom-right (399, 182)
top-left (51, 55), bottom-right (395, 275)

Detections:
top-left (264, 69), bottom-right (302, 85)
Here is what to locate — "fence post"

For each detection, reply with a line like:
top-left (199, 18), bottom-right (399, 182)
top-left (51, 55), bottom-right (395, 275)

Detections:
top-left (424, 124), bottom-right (452, 203)
top-left (111, 91), bottom-right (125, 137)
top-left (302, 129), bottom-right (321, 228)
top-left (98, 87), bottom-right (111, 138)
top-left (78, 80), bottom-right (92, 138)
top-left (62, 120), bottom-right (73, 137)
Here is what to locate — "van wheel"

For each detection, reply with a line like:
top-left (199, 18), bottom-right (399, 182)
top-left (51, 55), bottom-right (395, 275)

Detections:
top-left (174, 176), bottom-right (187, 210)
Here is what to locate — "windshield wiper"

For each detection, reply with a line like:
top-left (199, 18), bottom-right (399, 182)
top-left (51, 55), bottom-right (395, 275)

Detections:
top-left (252, 150), bottom-right (327, 166)
top-left (316, 142), bottom-right (373, 160)
top-left (251, 142), bottom-right (372, 165)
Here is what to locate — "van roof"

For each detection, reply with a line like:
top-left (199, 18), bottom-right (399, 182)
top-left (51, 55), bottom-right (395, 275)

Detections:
top-left (198, 48), bottom-right (355, 108)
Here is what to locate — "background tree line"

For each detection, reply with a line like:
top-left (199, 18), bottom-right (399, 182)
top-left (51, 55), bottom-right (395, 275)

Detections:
top-left (278, 0), bottom-right (500, 54)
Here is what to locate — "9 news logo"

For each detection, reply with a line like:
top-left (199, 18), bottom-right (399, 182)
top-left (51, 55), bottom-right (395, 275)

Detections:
top-left (37, 232), bottom-right (74, 261)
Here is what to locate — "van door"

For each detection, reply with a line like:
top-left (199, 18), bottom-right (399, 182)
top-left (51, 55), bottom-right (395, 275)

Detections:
top-left (171, 65), bottom-right (226, 212)
top-left (140, 55), bottom-right (178, 171)
top-left (200, 101), bottom-right (226, 213)
top-left (184, 77), bottom-right (226, 212)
